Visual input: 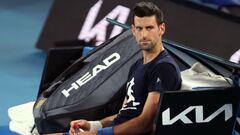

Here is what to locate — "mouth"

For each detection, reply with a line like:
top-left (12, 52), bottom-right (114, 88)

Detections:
top-left (140, 40), bottom-right (151, 44)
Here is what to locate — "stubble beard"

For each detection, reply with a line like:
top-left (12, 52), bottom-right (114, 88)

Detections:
top-left (139, 41), bottom-right (155, 52)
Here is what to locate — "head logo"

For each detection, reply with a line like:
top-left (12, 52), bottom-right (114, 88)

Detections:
top-left (61, 52), bottom-right (121, 97)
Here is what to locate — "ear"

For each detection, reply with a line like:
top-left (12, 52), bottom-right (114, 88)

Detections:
top-left (159, 23), bottom-right (166, 35)
top-left (131, 24), bottom-right (136, 37)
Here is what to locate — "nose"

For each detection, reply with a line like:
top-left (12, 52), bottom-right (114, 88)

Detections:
top-left (141, 29), bottom-right (148, 39)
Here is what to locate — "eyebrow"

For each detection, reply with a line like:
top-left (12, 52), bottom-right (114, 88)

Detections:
top-left (135, 25), bottom-right (155, 29)
top-left (146, 26), bottom-right (154, 29)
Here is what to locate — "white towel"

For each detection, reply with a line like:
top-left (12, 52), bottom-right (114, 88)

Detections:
top-left (8, 101), bottom-right (36, 135)
top-left (9, 120), bottom-right (33, 135)
top-left (180, 62), bottom-right (232, 90)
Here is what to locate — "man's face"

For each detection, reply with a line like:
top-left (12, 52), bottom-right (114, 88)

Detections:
top-left (132, 15), bottom-right (165, 52)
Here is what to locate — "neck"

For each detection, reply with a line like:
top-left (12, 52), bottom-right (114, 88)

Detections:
top-left (143, 42), bottom-right (164, 64)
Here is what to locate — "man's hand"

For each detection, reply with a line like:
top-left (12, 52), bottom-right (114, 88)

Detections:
top-left (70, 131), bottom-right (97, 135)
top-left (69, 119), bottom-right (90, 135)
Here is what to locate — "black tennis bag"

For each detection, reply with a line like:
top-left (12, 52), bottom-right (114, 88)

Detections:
top-left (33, 30), bottom-right (142, 134)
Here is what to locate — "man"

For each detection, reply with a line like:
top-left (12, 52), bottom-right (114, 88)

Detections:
top-left (68, 1), bottom-right (182, 135)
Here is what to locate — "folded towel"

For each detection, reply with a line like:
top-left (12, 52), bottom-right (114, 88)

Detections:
top-left (181, 62), bottom-right (232, 90)
top-left (8, 101), bottom-right (36, 135)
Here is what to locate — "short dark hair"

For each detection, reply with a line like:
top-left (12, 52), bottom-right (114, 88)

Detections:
top-left (132, 1), bottom-right (164, 25)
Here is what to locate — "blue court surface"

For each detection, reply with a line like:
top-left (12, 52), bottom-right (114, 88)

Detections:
top-left (0, 0), bottom-right (53, 134)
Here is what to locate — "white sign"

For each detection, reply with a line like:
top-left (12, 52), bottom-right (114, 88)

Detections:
top-left (78, 0), bottom-right (130, 45)
top-left (162, 104), bottom-right (233, 125)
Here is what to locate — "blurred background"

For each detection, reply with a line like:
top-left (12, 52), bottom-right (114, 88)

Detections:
top-left (0, 0), bottom-right (53, 133)
top-left (0, 0), bottom-right (239, 134)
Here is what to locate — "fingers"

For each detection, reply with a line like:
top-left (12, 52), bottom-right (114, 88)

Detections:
top-left (69, 127), bottom-right (75, 135)
top-left (69, 131), bottom-right (96, 135)
top-left (69, 119), bottom-right (90, 133)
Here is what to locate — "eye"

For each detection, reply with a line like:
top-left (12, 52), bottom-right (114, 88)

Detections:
top-left (146, 26), bottom-right (154, 31)
top-left (136, 27), bottom-right (142, 31)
